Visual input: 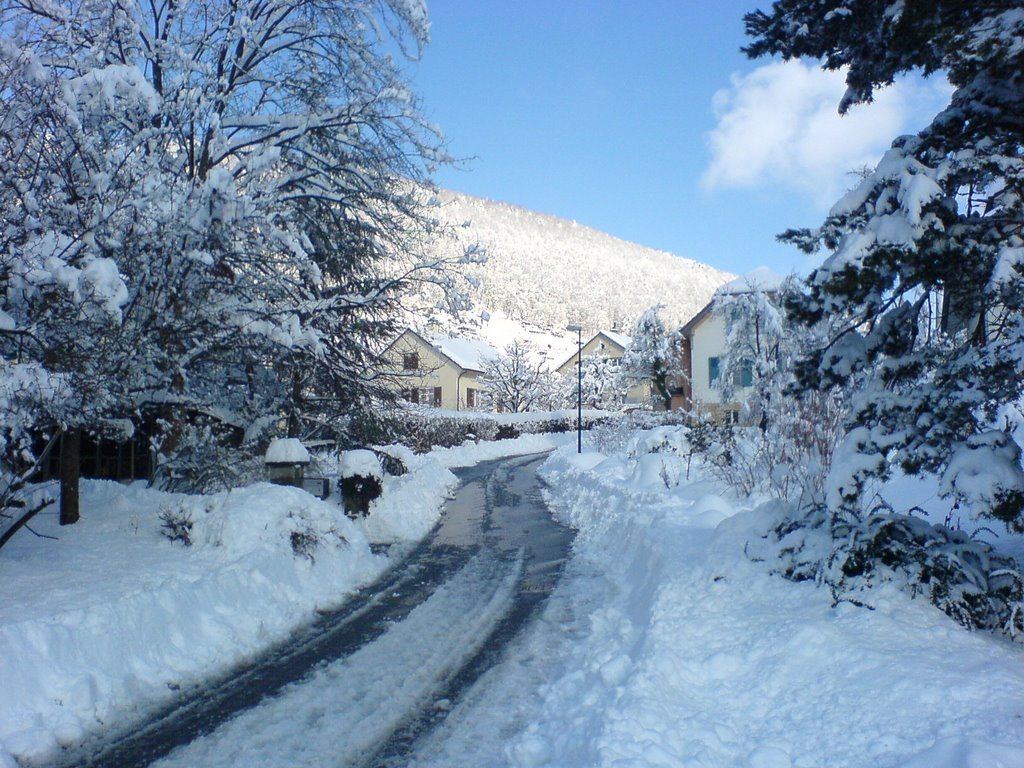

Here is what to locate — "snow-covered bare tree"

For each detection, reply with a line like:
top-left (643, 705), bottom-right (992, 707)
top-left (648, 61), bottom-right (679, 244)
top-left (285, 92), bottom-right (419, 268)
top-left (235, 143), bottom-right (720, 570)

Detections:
top-left (619, 305), bottom-right (685, 411)
top-left (569, 356), bottom-right (627, 411)
top-left (0, 0), bottom-right (462, 505)
top-left (746, 1), bottom-right (1024, 530)
top-left (480, 341), bottom-right (561, 413)
top-left (710, 275), bottom-right (847, 503)
top-left (712, 272), bottom-right (791, 426)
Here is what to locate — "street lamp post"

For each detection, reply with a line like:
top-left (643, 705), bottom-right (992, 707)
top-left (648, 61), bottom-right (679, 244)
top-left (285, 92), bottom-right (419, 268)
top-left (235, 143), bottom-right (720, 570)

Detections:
top-left (567, 324), bottom-right (583, 453)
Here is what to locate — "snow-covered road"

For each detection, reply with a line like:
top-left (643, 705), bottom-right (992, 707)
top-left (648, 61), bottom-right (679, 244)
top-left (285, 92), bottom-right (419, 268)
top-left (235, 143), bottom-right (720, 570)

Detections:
top-left (51, 454), bottom-right (573, 768)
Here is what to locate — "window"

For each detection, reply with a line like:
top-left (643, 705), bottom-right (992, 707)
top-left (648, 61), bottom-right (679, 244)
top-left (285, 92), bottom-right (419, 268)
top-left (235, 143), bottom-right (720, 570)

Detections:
top-left (402, 388), bottom-right (420, 404)
top-left (726, 359), bottom-right (754, 388)
top-left (402, 352), bottom-right (419, 370)
top-left (432, 387), bottom-right (442, 407)
top-left (710, 357), bottom-right (753, 388)
top-left (737, 359), bottom-right (754, 388)
top-left (466, 388), bottom-right (477, 408)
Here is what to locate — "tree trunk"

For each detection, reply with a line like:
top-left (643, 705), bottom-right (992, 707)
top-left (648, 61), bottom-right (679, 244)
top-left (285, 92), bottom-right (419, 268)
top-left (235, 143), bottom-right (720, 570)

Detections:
top-left (60, 428), bottom-right (81, 526)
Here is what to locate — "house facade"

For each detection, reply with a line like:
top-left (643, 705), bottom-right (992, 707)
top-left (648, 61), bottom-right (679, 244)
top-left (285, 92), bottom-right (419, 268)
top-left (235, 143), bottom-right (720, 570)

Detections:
top-left (679, 304), bottom-right (747, 418)
top-left (679, 268), bottom-right (784, 419)
top-left (380, 329), bottom-right (497, 411)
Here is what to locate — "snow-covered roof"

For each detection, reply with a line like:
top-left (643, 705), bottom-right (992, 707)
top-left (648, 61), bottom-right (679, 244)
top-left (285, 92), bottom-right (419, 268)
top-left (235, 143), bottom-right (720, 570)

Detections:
top-left (264, 438), bottom-right (310, 464)
top-left (715, 267), bottom-right (786, 296)
top-left (428, 334), bottom-right (499, 372)
top-left (600, 330), bottom-right (632, 349)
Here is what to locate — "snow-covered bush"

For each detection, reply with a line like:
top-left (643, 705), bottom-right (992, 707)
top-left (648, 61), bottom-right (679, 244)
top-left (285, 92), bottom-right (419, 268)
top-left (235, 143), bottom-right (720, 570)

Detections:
top-left (589, 411), bottom-right (688, 455)
top-left (700, 388), bottom-right (845, 504)
top-left (287, 508), bottom-right (348, 562)
top-left (157, 506), bottom-right (194, 547)
top-left (702, 273), bottom-right (848, 504)
top-left (387, 410), bottom-right (610, 453)
top-left (750, 505), bottom-right (1024, 639)
top-left (339, 449), bottom-right (384, 518)
top-left (389, 412), bottom-right (500, 453)
top-left (153, 420), bottom-right (263, 494)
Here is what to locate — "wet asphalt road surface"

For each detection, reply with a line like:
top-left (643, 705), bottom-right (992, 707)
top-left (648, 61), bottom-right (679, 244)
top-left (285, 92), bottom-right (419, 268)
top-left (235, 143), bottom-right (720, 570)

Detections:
top-left (47, 452), bottom-right (573, 768)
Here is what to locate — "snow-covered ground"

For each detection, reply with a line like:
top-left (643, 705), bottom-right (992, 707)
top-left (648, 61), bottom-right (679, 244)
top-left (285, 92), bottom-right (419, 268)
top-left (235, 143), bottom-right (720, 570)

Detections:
top-left (0, 433), bottom-right (568, 766)
top-left (3, 425), bottom-right (1024, 768)
top-left (411, 432), bottom-right (1024, 768)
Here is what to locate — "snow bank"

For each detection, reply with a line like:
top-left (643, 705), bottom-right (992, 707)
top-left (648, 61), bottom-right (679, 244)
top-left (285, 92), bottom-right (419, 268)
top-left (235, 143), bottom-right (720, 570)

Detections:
top-left (356, 448), bottom-right (457, 543)
top-left (514, 438), bottom-right (1024, 768)
top-left (356, 435), bottom-right (572, 543)
top-left (0, 481), bottom-right (385, 762)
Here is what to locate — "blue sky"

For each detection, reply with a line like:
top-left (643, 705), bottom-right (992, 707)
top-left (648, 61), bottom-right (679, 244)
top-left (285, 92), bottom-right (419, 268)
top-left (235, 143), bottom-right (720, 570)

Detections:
top-left (408, 1), bottom-right (950, 278)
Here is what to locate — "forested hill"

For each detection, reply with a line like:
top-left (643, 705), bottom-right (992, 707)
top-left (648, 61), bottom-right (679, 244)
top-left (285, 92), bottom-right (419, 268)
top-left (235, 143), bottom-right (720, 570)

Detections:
top-left (428, 190), bottom-right (734, 334)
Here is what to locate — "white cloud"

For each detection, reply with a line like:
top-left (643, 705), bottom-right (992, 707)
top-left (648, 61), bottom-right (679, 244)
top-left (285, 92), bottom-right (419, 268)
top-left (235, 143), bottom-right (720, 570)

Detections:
top-left (701, 60), bottom-right (952, 208)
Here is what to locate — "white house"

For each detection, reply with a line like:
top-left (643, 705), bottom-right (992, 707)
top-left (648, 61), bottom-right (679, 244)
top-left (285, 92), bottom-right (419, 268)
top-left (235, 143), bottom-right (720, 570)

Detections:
top-left (379, 329), bottom-right (498, 411)
top-left (679, 267), bottom-right (785, 419)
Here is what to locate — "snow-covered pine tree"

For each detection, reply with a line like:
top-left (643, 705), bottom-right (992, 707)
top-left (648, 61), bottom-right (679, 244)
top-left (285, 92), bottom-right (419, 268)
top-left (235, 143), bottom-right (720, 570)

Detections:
top-left (745, 1), bottom-right (1024, 530)
top-left (619, 306), bottom-right (685, 411)
top-left (741, 2), bottom-right (1024, 637)
top-left (0, 1), bottom-right (461, 503)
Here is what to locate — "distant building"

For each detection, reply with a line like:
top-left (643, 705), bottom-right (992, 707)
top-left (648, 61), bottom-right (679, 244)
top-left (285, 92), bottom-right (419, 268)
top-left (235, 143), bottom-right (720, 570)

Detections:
top-left (679, 267), bottom-right (785, 419)
top-left (379, 329), bottom-right (498, 411)
top-left (555, 330), bottom-right (652, 406)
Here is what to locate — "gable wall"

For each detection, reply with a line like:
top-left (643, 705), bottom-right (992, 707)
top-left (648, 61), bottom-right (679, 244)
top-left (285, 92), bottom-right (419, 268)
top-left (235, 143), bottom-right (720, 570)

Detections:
top-left (382, 332), bottom-right (483, 410)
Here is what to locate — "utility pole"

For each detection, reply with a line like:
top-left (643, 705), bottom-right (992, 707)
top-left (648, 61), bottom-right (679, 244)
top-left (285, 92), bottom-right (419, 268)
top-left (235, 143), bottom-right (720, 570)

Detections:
top-left (567, 325), bottom-right (583, 453)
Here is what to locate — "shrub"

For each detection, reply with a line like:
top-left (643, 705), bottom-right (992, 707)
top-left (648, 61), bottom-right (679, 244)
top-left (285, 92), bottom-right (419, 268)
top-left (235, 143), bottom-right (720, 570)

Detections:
top-left (153, 419), bottom-right (263, 494)
top-left (158, 506), bottom-right (194, 546)
top-left (751, 504), bottom-right (1024, 639)
top-left (383, 409), bottom-right (613, 453)
top-left (340, 474), bottom-right (383, 518)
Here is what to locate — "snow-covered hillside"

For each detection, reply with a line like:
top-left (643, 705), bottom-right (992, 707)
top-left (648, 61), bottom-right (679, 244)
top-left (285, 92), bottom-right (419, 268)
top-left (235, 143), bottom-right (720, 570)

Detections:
top-left (416, 191), bottom-right (733, 348)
